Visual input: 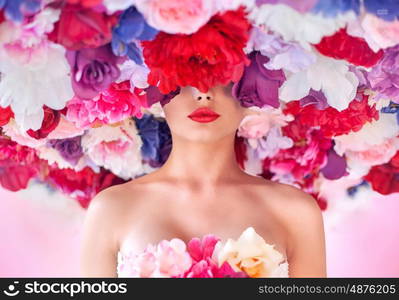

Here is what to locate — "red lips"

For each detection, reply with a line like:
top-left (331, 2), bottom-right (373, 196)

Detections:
top-left (187, 107), bottom-right (220, 123)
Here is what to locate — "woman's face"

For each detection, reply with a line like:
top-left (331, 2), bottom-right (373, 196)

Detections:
top-left (162, 84), bottom-right (247, 142)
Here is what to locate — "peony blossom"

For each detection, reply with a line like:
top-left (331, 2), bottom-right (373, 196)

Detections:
top-left (135, 0), bottom-right (215, 35)
top-left (216, 227), bottom-right (288, 277)
top-left (66, 81), bottom-right (148, 129)
top-left (142, 7), bottom-right (251, 94)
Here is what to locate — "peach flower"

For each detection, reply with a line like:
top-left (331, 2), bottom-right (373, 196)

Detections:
top-left (135, 0), bottom-right (214, 34)
top-left (215, 227), bottom-right (288, 277)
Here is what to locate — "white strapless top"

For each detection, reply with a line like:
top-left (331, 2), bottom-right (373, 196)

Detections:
top-left (116, 226), bottom-right (289, 278)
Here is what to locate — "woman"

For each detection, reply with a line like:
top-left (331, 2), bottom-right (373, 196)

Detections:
top-left (80, 84), bottom-right (327, 277)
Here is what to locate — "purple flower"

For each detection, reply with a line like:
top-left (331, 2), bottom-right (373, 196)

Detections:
top-left (367, 45), bottom-right (399, 104)
top-left (320, 145), bottom-right (348, 180)
top-left (145, 85), bottom-right (181, 107)
top-left (0, 0), bottom-right (41, 23)
top-left (135, 114), bottom-right (172, 168)
top-left (311, 0), bottom-right (360, 17)
top-left (363, 0), bottom-right (399, 21)
top-left (299, 89), bottom-right (329, 110)
top-left (47, 136), bottom-right (84, 166)
top-left (66, 44), bottom-right (121, 100)
top-left (232, 51), bottom-right (285, 108)
top-left (111, 6), bottom-right (158, 64)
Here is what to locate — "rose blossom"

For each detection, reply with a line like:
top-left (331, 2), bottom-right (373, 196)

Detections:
top-left (135, 0), bottom-right (214, 34)
top-left (66, 45), bottom-right (121, 100)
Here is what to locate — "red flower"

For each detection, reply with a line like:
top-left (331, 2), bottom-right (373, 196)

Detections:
top-left (283, 92), bottom-right (379, 138)
top-left (363, 150), bottom-right (399, 195)
top-left (48, 3), bottom-right (118, 50)
top-left (0, 106), bottom-right (14, 126)
top-left (47, 165), bottom-right (127, 208)
top-left (67, 0), bottom-right (102, 8)
top-left (313, 27), bottom-right (384, 68)
top-left (234, 135), bottom-right (247, 170)
top-left (142, 7), bottom-right (251, 94)
top-left (26, 106), bottom-right (61, 140)
top-left (0, 137), bottom-right (46, 191)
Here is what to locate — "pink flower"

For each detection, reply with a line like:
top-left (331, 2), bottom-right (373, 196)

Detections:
top-left (361, 14), bottom-right (399, 51)
top-left (135, 0), bottom-right (215, 34)
top-left (175, 234), bottom-right (248, 278)
top-left (66, 81), bottom-right (148, 129)
top-left (117, 238), bottom-right (192, 277)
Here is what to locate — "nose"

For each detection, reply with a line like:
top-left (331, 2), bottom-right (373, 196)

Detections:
top-left (190, 87), bottom-right (214, 102)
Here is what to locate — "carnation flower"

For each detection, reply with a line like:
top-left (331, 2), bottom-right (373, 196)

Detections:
top-left (283, 93), bottom-right (379, 138)
top-left (313, 28), bottom-right (383, 68)
top-left (47, 165), bottom-right (127, 208)
top-left (48, 3), bottom-right (118, 50)
top-left (0, 136), bottom-right (45, 191)
top-left (111, 6), bottom-right (157, 64)
top-left (66, 81), bottom-right (148, 129)
top-left (142, 7), bottom-right (251, 94)
top-left (367, 45), bottom-right (399, 104)
top-left (135, 0), bottom-right (215, 35)
top-left (66, 44), bottom-right (121, 100)
top-left (232, 51), bottom-right (285, 108)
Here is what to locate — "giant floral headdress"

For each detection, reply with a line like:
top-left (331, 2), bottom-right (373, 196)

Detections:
top-left (0, 0), bottom-right (398, 210)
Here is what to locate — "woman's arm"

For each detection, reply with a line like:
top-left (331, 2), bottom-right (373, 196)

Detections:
top-left (80, 189), bottom-right (120, 277)
top-left (284, 187), bottom-right (327, 277)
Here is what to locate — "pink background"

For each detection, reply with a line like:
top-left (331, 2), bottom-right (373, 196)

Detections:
top-left (0, 185), bottom-right (398, 277)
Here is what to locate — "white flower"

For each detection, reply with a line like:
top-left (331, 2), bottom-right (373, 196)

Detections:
top-left (250, 4), bottom-right (356, 50)
top-left (0, 34), bottom-right (73, 131)
top-left (279, 52), bottom-right (359, 111)
top-left (81, 119), bottom-right (146, 180)
top-left (216, 227), bottom-right (288, 277)
top-left (104, 0), bottom-right (136, 13)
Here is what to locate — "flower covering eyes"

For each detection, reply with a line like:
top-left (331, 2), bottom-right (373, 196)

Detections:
top-left (142, 7), bottom-right (251, 94)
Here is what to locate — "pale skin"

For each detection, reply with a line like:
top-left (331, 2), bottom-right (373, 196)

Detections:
top-left (80, 85), bottom-right (327, 277)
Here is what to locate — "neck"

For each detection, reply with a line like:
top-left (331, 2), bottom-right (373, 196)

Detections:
top-left (158, 132), bottom-right (245, 186)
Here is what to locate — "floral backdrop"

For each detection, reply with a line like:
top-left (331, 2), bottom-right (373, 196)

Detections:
top-left (0, 0), bottom-right (398, 214)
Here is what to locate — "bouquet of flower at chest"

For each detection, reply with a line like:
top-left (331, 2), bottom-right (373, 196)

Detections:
top-left (117, 227), bottom-right (289, 278)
